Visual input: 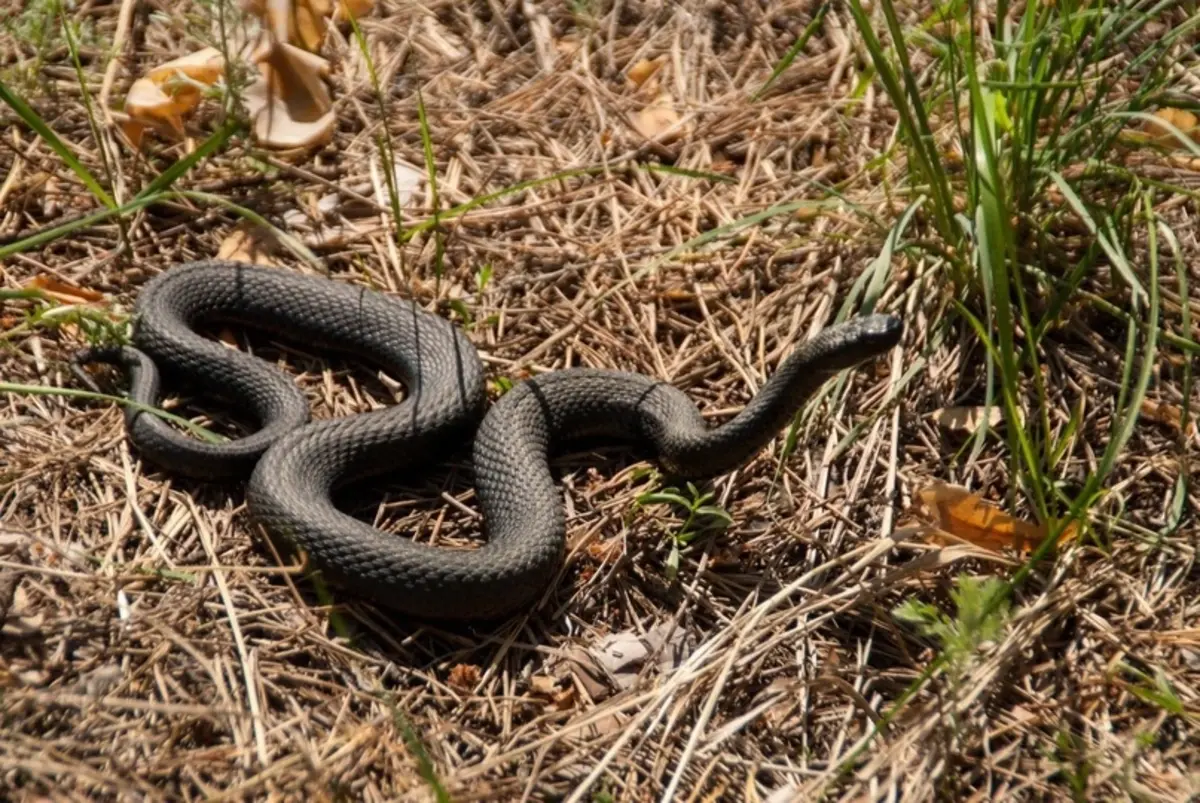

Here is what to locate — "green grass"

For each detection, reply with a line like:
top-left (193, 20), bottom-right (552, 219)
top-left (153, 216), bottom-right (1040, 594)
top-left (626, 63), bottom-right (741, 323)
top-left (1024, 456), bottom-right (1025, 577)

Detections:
top-left (803, 0), bottom-right (1200, 788)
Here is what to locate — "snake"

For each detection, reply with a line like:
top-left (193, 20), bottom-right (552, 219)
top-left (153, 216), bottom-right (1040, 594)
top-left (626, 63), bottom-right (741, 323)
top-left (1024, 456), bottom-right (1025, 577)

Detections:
top-left (75, 260), bottom-right (903, 621)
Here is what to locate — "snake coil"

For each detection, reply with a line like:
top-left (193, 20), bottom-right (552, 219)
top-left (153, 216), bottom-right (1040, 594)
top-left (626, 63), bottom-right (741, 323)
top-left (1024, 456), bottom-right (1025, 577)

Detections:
top-left (77, 261), bottom-right (903, 620)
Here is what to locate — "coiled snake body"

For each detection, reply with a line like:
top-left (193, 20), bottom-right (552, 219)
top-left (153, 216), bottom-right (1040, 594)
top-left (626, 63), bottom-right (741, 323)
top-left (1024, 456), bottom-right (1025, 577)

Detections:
top-left (80, 261), bottom-right (902, 620)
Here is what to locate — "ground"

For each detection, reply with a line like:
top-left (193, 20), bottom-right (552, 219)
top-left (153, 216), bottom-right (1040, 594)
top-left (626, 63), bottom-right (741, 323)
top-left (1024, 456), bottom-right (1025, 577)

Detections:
top-left (1, 1), bottom-right (1198, 801)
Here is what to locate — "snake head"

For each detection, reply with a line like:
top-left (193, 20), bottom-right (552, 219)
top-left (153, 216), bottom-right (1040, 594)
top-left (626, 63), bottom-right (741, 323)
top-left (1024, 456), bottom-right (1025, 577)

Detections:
top-left (803, 313), bottom-right (904, 372)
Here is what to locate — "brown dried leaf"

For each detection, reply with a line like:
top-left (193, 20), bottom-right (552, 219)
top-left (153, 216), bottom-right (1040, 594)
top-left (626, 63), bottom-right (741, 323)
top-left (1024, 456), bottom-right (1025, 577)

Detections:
top-left (244, 40), bottom-right (335, 150)
top-left (1143, 107), bottom-right (1199, 149)
top-left (447, 663), bottom-right (481, 690)
top-left (913, 481), bottom-right (1076, 554)
top-left (25, 275), bottom-right (105, 305)
top-left (930, 405), bottom-right (1004, 434)
top-left (1141, 398), bottom-right (1196, 437)
top-left (122, 47), bottom-right (226, 147)
top-left (585, 537), bottom-right (624, 562)
top-left (557, 647), bottom-right (611, 701)
top-left (551, 687), bottom-right (577, 711)
top-left (293, 1), bottom-right (329, 51)
top-left (628, 56), bottom-right (666, 88)
top-left (217, 225), bottom-right (279, 266)
top-left (529, 674), bottom-right (576, 710)
top-left (246, 0), bottom-right (374, 51)
top-left (631, 93), bottom-right (685, 144)
top-left (528, 675), bottom-right (559, 698)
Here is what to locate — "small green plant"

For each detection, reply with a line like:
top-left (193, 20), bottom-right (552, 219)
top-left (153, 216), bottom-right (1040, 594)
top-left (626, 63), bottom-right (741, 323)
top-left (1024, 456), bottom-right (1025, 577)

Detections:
top-left (1051, 728), bottom-right (1093, 802)
top-left (0, 0), bottom-right (69, 87)
top-left (0, 287), bottom-right (130, 345)
top-left (752, 2), bottom-right (831, 101)
top-left (635, 482), bottom-right (733, 580)
top-left (1120, 662), bottom-right (1189, 720)
top-left (444, 263), bottom-right (499, 331)
top-left (893, 575), bottom-right (1012, 682)
top-left (388, 704), bottom-right (452, 803)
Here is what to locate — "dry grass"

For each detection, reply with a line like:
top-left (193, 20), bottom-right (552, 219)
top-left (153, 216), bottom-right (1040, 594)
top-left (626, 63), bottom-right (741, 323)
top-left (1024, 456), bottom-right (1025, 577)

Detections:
top-left (2, 1), bottom-right (1199, 801)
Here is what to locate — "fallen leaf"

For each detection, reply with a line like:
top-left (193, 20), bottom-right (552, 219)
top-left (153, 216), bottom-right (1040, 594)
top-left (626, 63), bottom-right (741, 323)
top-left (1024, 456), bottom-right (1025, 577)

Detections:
top-left (593, 631), bottom-right (653, 677)
top-left (244, 39), bottom-right (336, 150)
top-left (1142, 107), bottom-right (1199, 149)
top-left (794, 204), bottom-right (825, 222)
top-left (930, 405), bottom-right (1005, 434)
top-left (217, 225), bottom-right (279, 266)
top-left (373, 160), bottom-right (424, 209)
top-left (556, 646), bottom-right (611, 701)
top-left (551, 687), bottom-right (577, 710)
top-left (589, 622), bottom-right (690, 692)
top-left (913, 481), bottom-right (1076, 554)
top-left (628, 56), bottom-right (666, 88)
top-left (122, 47), bottom-right (226, 147)
top-left (631, 93), bottom-right (686, 144)
top-left (528, 675), bottom-right (577, 710)
top-left (529, 675), bottom-right (557, 694)
top-left (245, 0), bottom-right (375, 51)
top-left (447, 664), bottom-right (481, 690)
top-left (294, 0), bottom-right (329, 51)
top-left (1141, 398), bottom-right (1196, 437)
top-left (585, 537), bottom-right (624, 563)
top-left (332, 0), bottom-right (375, 23)
top-left (25, 275), bottom-right (105, 305)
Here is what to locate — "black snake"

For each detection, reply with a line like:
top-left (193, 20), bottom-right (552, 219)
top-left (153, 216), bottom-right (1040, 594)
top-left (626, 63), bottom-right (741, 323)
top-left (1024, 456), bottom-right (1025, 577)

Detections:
top-left (76, 261), bottom-right (903, 620)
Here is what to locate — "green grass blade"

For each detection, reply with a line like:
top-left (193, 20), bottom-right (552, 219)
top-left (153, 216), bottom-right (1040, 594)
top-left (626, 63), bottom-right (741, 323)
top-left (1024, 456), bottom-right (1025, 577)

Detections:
top-left (0, 78), bottom-right (115, 209)
top-left (415, 89), bottom-right (446, 279)
top-left (1092, 192), bottom-right (1159, 483)
top-left (845, 0), bottom-right (957, 240)
top-left (134, 117), bottom-right (243, 200)
top-left (175, 190), bottom-right (322, 268)
top-left (1048, 170), bottom-right (1147, 305)
top-left (0, 382), bottom-right (224, 443)
top-left (751, 3), bottom-right (830, 101)
top-left (60, 9), bottom-right (118, 203)
top-left (0, 195), bottom-right (160, 260)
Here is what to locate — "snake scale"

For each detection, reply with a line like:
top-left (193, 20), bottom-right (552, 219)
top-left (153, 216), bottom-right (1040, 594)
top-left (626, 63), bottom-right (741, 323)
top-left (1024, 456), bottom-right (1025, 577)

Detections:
top-left (77, 260), bottom-right (903, 620)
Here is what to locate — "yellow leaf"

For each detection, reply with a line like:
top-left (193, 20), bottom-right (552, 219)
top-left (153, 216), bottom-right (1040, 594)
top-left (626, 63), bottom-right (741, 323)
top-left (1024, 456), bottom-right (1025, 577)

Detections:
top-left (1141, 398), bottom-right (1196, 437)
top-left (122, 47), bottom-right (226, 147)
top-left (1143, 107), bottom-right (1199, 149)
top-left (217, 226), bottom-right (278, 266)
top-left (929, 405), bottom-right (1005, 434)
top-left (628, 57), bottom-right (666, 88)
top-left (332, 0), bottom-right (375, 22)
top-left (913, 481), bottom-right (1075, 554)
top-left (631, 93), bottom-right (684, 143)
top-left (25, 275), bottom-right (105, 306)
